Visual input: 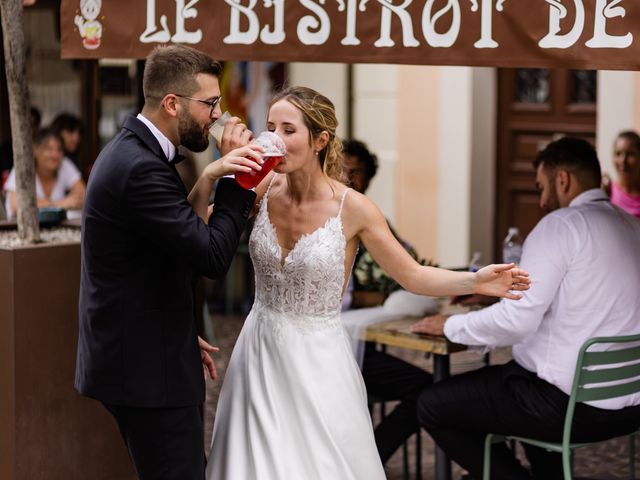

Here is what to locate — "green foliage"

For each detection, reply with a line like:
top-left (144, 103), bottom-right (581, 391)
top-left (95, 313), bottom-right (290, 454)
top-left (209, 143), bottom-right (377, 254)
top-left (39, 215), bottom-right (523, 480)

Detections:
top-left (353, 241), bottom-right (436, 296)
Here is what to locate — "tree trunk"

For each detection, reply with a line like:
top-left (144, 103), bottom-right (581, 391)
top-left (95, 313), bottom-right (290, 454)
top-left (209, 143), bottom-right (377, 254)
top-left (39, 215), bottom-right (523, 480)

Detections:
top-left (0, 0), bottom-right (39, 242)
top-left (0, 189), bottom-right (6, 221)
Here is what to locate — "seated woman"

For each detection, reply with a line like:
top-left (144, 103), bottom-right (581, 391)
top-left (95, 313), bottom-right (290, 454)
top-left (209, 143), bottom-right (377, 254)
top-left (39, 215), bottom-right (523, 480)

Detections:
top-left (604, 130), bottom-right (640, 217)
top-left (4, 128), bottom-right (85, 220)
top-left (50, 112), bottom-right (82, 167)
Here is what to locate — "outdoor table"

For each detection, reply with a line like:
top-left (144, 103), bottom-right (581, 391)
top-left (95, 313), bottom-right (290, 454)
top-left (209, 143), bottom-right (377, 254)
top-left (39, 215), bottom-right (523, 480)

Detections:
top-left (364, 316), bottom-right (467, 382)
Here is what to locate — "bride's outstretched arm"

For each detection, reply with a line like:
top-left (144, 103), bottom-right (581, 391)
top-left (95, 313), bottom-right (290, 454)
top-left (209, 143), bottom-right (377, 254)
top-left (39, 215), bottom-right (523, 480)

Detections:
top-left (187, 145), bottom-right (264, 221)
top-left (347, 193), bottom-right (530, 299)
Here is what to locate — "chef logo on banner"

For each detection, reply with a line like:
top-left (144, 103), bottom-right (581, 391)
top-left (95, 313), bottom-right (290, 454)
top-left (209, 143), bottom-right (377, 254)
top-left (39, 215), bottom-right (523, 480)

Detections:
top-left (74, 0), bottom-right (103, 50)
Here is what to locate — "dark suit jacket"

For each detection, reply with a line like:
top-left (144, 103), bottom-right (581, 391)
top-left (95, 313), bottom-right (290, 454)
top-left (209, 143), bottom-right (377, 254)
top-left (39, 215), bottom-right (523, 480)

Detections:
top-left (75, 116), bottom-right (255, 408)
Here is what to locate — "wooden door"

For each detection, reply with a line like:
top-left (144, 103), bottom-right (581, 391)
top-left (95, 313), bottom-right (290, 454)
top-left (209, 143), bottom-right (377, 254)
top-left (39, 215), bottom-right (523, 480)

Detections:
top-left (494, 69), bottom-right (597, 260)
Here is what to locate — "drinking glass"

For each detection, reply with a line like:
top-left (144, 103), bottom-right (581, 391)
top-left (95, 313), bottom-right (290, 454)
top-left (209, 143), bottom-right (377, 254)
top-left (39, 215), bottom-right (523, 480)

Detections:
top-left (235, 131), bottom-right (286, 189)
top-left (209, 111), bottom-right (232, 144)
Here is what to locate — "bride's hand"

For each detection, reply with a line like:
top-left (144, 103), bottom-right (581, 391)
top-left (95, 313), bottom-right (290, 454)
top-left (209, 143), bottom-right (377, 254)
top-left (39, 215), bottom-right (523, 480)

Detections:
top-left (203, 144), bottom-right (264, 182)
top-left (198, 336), bottom-right (220, 380)
top-left (474, 263), bottom-right (530, 300)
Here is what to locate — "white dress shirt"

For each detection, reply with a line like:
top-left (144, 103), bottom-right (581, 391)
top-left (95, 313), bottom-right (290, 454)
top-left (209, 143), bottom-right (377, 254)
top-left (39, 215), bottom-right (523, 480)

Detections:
top-left (136, 113), bottom-right (176, 162)
top-left (445, 189), bottom-right (640, 409)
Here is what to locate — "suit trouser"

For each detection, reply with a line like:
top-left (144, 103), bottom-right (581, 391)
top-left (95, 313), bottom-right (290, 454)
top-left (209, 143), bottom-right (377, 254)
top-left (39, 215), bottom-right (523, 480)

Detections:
top-left (362, 345), bottom-right (433, 463)
top-left (416, 360), bottom-right (640, 480)
top-left (103, 403), bottom-right (205, 480)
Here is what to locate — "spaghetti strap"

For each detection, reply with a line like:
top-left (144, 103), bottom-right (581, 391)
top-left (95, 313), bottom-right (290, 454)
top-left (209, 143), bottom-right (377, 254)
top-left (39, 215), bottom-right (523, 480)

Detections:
top-left (338, 188), bottom-right (351, 217)
top-left (265, 173), bottom-right (278, 198)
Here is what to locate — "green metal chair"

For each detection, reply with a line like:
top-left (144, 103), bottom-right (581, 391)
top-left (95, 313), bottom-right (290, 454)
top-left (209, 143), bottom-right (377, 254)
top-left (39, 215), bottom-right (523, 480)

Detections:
top-left (483, 334), bottom-right (640, 480)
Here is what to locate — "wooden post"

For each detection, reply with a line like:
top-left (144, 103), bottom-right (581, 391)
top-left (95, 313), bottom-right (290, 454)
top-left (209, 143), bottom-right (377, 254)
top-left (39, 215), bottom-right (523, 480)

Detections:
top-left (80, 59), bottom-right (100, 179)
top-left (0, 0), bottom-right (39, 242)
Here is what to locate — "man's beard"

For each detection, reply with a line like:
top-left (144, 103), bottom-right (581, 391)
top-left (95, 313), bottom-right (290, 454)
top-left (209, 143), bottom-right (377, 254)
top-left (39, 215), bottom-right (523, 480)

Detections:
top-left (178, 110), bottom-right (209, 152)
top-left (544, 179), bottom-right (560, 213)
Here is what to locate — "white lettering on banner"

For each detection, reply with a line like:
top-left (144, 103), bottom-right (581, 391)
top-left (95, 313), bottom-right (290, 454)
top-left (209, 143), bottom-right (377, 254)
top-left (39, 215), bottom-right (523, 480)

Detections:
top-left (260, 0), bottom-right (286, 44)
top-left (171, 0), bottom-right (202, 43)
top-left (140, 0), bottom-right (171, 43)
top-left (298, 0), bottom-right (331, 45)
top-left (340, 0), bottom-right (363, 45)
top-left (586, 0), bottom-right (633, 48)
top-left (140, 0), bottom-right (201, 44)
top-left (422, 0), bottom-right (461, 47)
top-left (471, 0), bottom-right (506, 48)
top-left (224, 0), bottom-right (260, 44)
top-left (216, 0), bottom-right (635, 54)
top-left (374, 0), bottom-right (419, 47)
top-left (539, 0), bottom-right (585, 49)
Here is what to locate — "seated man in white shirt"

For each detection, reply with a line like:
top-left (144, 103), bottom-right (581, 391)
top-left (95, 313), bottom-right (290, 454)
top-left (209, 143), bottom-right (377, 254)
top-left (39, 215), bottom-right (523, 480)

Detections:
top-left (411, 137), bottom-right (640, 480)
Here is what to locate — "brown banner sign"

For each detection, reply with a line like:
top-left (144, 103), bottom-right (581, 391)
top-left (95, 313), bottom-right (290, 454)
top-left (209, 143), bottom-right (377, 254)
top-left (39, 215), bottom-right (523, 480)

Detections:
top-left (61, 0), bottom-right (640, 70)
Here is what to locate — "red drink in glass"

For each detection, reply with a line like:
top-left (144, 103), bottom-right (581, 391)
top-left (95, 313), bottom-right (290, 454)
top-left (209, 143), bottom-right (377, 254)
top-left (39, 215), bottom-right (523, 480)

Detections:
top-left (235, 153), bottom-right (283, 189)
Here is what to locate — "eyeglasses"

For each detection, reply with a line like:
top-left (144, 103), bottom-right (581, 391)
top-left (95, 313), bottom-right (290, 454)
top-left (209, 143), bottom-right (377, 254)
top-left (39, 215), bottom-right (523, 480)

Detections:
top-left (174, 94), bottom-right (222, 117)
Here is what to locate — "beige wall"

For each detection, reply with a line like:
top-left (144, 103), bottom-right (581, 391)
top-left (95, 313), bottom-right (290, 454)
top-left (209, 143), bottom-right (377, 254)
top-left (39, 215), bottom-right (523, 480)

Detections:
top-left (469, 68), bottom-right (497, 264)
top-left (353, 65), bottom-right (399, 222)
top-left (436, 68), bottom-right (473, 268)
top-left (396, 66), bottom-right (440, 263)
top-left (288, 63), bottom-right (349, 139)
top-left (396, 67), bottom-right (496, 268)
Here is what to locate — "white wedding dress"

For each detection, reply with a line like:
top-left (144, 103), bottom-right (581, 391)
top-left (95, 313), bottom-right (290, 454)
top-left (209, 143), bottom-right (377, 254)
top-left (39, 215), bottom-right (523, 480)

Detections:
top-left (206, 178), bottom-right (386, 480)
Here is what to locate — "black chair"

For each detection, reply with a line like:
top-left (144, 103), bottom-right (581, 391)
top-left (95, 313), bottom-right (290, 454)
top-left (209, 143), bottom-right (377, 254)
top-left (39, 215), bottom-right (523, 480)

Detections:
top-left (367, 343), bottom-right (422, 480)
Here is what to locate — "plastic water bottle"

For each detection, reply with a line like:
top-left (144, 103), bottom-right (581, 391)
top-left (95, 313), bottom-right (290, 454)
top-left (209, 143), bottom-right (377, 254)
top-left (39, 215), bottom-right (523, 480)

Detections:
top-left (468, 251), bottom-right (482, 272)
top-left (502, 227), bottom-right (523, 265)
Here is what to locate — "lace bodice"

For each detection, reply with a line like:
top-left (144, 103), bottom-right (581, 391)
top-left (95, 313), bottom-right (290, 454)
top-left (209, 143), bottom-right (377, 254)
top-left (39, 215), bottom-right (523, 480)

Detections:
top-left (249, 177), bottom-right (350, 324)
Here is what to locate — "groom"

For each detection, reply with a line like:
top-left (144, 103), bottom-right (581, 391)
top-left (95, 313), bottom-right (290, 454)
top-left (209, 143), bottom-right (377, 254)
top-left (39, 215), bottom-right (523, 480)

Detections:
top-left (75, 45), bottom-right (256, 479)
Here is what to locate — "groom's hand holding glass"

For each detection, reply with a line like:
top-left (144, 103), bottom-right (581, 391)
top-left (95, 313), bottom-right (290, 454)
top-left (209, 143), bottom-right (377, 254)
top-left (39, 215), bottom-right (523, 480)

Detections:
top-left (188, 108), bottom-right (266, 223)
top-left (211, 111), bottom-right (253, 155)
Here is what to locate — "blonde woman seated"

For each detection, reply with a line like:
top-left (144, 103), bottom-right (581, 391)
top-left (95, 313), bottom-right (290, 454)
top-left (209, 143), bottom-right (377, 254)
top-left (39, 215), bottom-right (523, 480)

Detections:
top-left (4, 128), bottom-right (85, 220)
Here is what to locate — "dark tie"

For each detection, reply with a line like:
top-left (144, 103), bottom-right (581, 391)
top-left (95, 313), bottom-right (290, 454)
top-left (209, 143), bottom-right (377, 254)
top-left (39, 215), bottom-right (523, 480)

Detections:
top-left (171, 153), bottom-right (186, 165)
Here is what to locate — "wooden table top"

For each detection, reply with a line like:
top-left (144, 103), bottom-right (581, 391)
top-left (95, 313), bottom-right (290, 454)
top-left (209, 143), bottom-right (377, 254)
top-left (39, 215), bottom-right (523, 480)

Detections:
top-left (364, 317), bottom-right (467, 355)
top-left (363, 299), bottom-right (471, 355)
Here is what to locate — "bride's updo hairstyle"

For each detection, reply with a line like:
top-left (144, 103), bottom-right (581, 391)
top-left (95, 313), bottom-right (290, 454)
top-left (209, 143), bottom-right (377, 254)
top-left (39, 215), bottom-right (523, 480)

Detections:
top-left (270, 86), bottom-right (343, 181)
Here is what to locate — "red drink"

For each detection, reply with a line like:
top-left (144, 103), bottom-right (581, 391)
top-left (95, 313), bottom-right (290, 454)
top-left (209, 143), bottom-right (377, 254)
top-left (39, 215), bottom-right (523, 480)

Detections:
top-left (235, 130), bottom-right (286, 189)
top-left (235, 154), bottom-right (283, 189)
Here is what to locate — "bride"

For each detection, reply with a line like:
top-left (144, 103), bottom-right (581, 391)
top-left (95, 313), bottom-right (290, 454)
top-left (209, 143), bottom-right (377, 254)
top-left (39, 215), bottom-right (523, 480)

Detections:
top-left (195, 86), bottom-right (529, 479)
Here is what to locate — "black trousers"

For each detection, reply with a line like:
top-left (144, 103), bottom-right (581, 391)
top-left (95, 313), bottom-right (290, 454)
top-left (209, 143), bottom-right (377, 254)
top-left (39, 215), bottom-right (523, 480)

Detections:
top-left (362, 345), bottom-right (433, 463)
top-left (417, 360), bottom-right (640, 480)
top-left (103, 403), bottom-right (205, 480)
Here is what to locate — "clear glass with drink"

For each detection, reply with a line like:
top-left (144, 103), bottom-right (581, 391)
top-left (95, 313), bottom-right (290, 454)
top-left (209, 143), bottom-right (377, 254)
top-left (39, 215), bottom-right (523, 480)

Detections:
top-left (209, 111), bottom-right (232, 145)
top-left (235, 131), bottom-right (286, 190)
